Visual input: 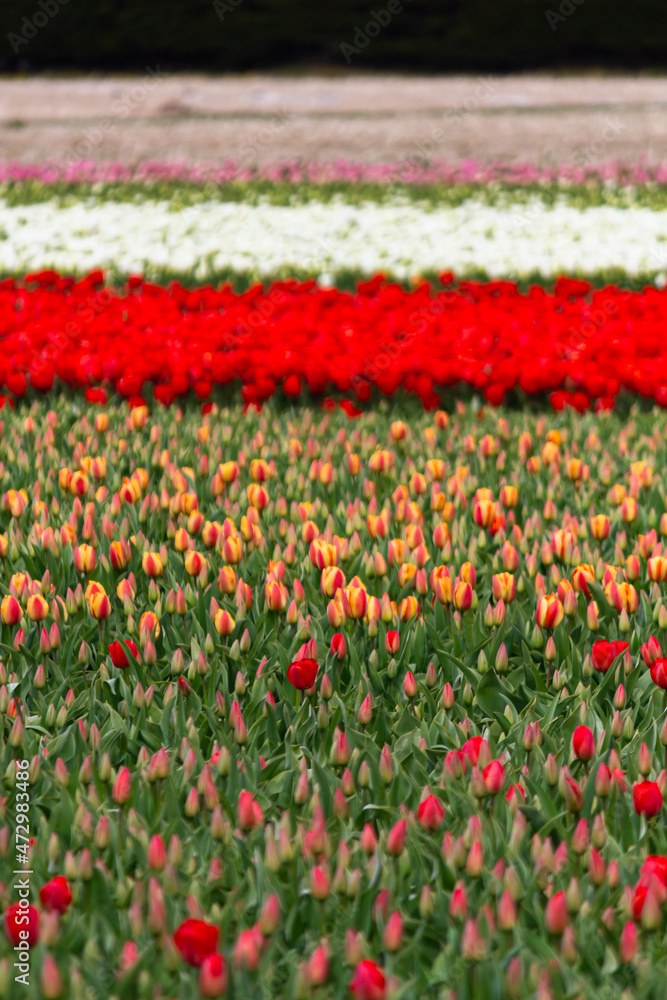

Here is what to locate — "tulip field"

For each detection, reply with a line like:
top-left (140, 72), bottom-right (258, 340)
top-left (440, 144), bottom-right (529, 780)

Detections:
top-left (3, 162), bottom-right (667, 1000)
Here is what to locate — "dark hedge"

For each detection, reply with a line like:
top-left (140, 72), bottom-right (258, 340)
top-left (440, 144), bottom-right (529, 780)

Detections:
top-left (2, 0), bottom-right (666, 71)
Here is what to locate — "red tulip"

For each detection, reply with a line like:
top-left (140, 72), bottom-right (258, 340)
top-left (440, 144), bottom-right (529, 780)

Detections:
top-left (461, 736), bottom-right (487, 766)
top-left (286, 657), bottom-right (319, 690)
top-left (237, 790), bottom-right (263, 830)
top-left (386, 818), bottom-right (407, 855)
top-left (641, 636), bottom-right (662, 666)
top-left (545, 890), bottom-right (568, 934)
top-left (112, 766), bottom-right (132, 804)
top-left (642, 855), bottom-right (667, 887)
top-left (591, 639), bottom-right (629, 673)
top-left (633, 780), bottom-right (663, 818)
top-left (482, 759), bottom-right (505, 794)
top-left (417, 793), bottom-right (445, 830)
top-left (385, 630), bottom-right (400, 655)
top-left (349, 960), bottom-right (386, 1000)
top-left (383, 911), bottom-right (404, 951)
top-left (330, 633), bottom-right (346, 659)
top-left (572, 725), bottom-right (595, 762)
top-left (619, 921), bottom-right (637, 963)
top-left (233, 925), bottom-right (263, 970)
top-left (310, 865), bottom-right (331, 900)
top-left (174, 918), bottom-right (219, 967)
top-left (108, 639), bottom-right (139, 668)
top-left (39, 876), bottom-right (72, 914)
top-left (4, 903), bottom-right (39, 946)
top-left (449, 882), bottom-right (468, 919)
top-left (650, 658), bottom-right (667, 689)
top-left (200, 952), bottom-right (228, 997)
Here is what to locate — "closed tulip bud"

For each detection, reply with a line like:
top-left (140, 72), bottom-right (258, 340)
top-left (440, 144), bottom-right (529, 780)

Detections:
top-left (618, 919), bottom-right (637, 964)
top-left (259, 893), bottom-right (281, 936)
top-left (595, 763), bottom-right (612, 797)
top-left (449, 881), bottom-right (468, 920)
top-left (415, 884), bottom-right (433, 920)
top-left (361, 826), bottom-right (377, 859)
top-left (383, 911), bottom-right (403, 951)
top-left (602, 861), bottom-right (618, 893)
top-left (638, 742), bottom-right (652, 775)
top-left (588, 847), bottom-right (606, 886)
top-left (357, 693), bottom-right (372, 727)
top-left (483, 759), bottom-right (504, 795)
top-left (386, 818), bottom-right (407, 856)
top-left (523, 723), bottom-right (535, 752)
top-left (147, 834), bottom-right (167, 870)
top-left (53, 757), bottom-right (69, 786)
top-left (40, 954), bottom-right (63, 999)
top-left (358, 760), bottom-right (370, 788)
top-left (545, 890), bottom-right (568, 934)
top-left (184, 787), bottom-right (199, 817)
top-left (310, 865), bottom-right (330, 900)
top-left (611, 709), bottom-right (623, 738)
top-left (93, 815), bottom-right (110, 849)
top-left (234, 715), bottom-right (248, 746)
top-left (404, 671), bottom-right (418, 699)
top-left (112, 766), bottom-right (132, 804)
top-left (331, 730), bottom-right (350, 766)
top-left (441, 682), bottom-right (455, 709)
top-left (572, 725), bottom-right (595, 762)
top-left (641, 886), bottom-right (661, 930)
top-left (545, 754), bottom-right (559, 786)
top-left (564, 776), bottom-right (584, 813)
top-left (320, 674), bottom-right (333, 700)
top-left (8, 716), bottom-right (22, 747)
top-left (498, 889), bottom-right (517, 930)
top-left (466, 840), bottom-right (484, 877)
top-left (294, 770), bottom-right (309, 805)
top-left (379, 744), bottom-right (394, 784)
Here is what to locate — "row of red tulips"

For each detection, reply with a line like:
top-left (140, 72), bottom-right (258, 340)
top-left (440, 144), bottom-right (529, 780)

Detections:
top-left (0, 272), bottom-right (666, 410)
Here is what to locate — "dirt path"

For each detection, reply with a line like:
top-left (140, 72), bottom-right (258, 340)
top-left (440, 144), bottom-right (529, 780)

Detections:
top-left (1, 73), bottom-right (665, 165)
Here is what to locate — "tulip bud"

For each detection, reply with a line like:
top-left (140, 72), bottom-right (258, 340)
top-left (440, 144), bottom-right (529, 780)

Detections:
top-left (495, 643), bottom-right (509, 673)
top-left (545, 890), bottom-right (568, 934)
top-left (441, 682), bottom-right (455, 709)
top-left (386, 818), bottom-right (407, 856)
top-left (641, 886), bottom-right (661, 930)
top-left (544, 754), bottom-right (559, 786)
top-left (41, 954), bottom-right (64, 999)
top-left (259, 894), bottom-right (281, 936)
top-left (466, 840), bottom-right (483, 877)
top-left (620, 920), bottom-right (637, 963)
top-left (638, 742), bottom-right (652, 776)
top-left (383, 911), bottom-right (403, 951)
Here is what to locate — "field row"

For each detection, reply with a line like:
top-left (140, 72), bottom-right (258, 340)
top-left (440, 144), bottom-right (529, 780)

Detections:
top-left (0, 398), bottom-right (666, 998)
top-left (0, 272), bottom-right (666, 412)
top-left (3, 197), bottom-right (667, 282)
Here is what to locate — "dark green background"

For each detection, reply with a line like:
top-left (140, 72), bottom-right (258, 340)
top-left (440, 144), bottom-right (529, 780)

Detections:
top-left (1, 0), bottom-right (665, 71)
